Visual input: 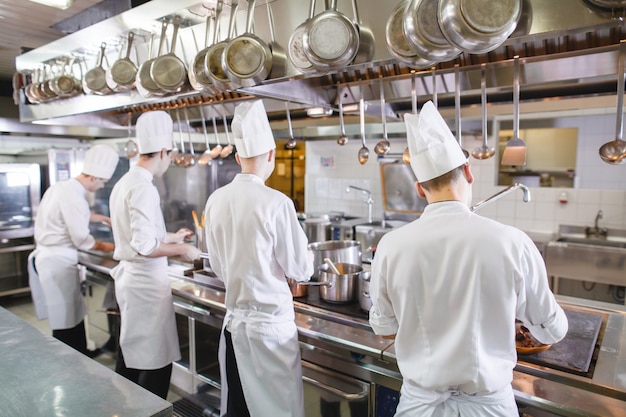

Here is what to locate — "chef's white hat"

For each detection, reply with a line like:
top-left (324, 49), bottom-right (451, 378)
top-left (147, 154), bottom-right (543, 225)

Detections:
top-left (405, 101), bottom-right (468, 182)
top-left (82, 145), bottom-right (120, 179)
top-left (231, 100), bottom-right (275, 158)
top-left (136, 111), bottom-right (173, 154)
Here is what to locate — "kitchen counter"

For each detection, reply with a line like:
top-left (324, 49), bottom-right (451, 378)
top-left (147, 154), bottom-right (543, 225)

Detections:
top-left (0, 306), bottom-right (172, 417)
top-left (79, 250), bottom-right (626, 416)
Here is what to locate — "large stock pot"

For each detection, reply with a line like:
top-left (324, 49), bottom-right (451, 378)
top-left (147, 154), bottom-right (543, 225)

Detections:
top-left (318, 263), bottom-right (362, 303)
top-left (308, 240), bottom-right (361, 278)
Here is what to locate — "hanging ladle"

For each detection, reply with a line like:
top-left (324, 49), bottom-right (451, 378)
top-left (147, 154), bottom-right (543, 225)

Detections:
top-left (123, 112), bottom-right (138, 158)
top-left (402, 74), bottom-right (417, 165)
top-left (209, 106), bottom-right (223, 159)
top-left (220, 106), bottom-right (234, 157)
top-left (454, 64), bottom-right (470, 158)
top-left (471, 63), bottom-right (496, 160)
top-left (337, 89), bottom-right (348, 145)
top-left (198, 105), bottom-right (213, 165)
top-left (358, 85), bottom-right (369, 165)
top-left (599, 39), bottom-right (626, 165)
top-left (174, 109), bottom-right (188, 166)
top-left (183, 109), bottom-right (197, 167)
top-left (374, 78), bottom-right (390, 156)
top-left (285, 101), bottom-right (296, 149)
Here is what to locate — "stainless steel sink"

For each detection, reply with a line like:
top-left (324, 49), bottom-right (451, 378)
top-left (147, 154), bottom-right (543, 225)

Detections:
top-left (544, 225), bottom-right (626, 292)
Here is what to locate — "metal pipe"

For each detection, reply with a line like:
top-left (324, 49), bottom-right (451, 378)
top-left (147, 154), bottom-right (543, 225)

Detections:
top-left (470, 183), bottom-right (531, 212)
top-left (346, 185), bottom-right (373, 223)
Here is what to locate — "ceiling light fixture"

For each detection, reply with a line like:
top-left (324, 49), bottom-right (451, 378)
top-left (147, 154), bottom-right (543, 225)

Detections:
top-left (27, 0), bottom-right (74, 10)
top-left (306, 107), bottom-right (333, 118)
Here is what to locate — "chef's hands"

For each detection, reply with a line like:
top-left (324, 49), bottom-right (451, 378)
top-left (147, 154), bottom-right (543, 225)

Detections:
top-left (180, 244), bottom-right (202, 262)
top-left (90, 213), bottom-right (112, 228)
top-left (166, 228), bottom-right (194, 244)
top-left (92, 240), bottom-right (115, 253)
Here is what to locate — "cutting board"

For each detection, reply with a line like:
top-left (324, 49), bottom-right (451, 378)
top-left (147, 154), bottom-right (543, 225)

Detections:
top-left (518, 308), bottom-right (603, 376)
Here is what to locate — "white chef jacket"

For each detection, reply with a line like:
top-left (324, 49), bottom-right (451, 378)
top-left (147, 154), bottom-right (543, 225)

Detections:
top-left (204, 173), bottom-right (312, 417)
top-left (109, 165), bottom-right (180, 369)
top-left (369, 201), bottom-right (568, 415)
top-left (30, 178), bottom-right (94, 329)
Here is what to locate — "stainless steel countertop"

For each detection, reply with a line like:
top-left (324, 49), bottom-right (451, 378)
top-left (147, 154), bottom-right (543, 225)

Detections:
top-left (79, 250), bottom-right (626, 416)
top-left (0, 306), bottom-right (172, 417)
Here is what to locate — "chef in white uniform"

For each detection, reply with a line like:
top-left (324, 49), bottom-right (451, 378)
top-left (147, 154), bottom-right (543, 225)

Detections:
top-left (109, 110), bottom-right (201, 399)
top-left (369, 101), bottom-right (568, 417)
top-left (29, 144), bottom-right (119, 355)
top-left (204, 100), bottom-right (313, 417)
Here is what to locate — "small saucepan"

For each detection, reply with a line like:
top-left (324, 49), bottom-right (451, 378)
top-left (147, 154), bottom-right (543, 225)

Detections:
top-left (288, 0), bottom-right (317, 73)
top-left (438, 0), bottom-right (522, 54)
top-left (107, 31), bottom-right (138, 92)
top-left (318, 263), bottom-right (362, 303)
top-left (222, 0), bottom-right (272, 88)
top-left (302, 0), bottom-right (359, 70)
top-left (137, 22), bottom-right (168, 98)
top-left (204, 0), bottom-right (240, 92)
top-left (191, 2), bottom-right (223, 94)
top-left (150, 17), bottom-right (187, 94)
top-left (386, 0), bottom-right (437, 69)
top-left (83, 43), bottom-right (112, 95)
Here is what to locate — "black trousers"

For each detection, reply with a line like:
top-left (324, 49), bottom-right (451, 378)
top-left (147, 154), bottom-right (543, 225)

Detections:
top-left (52, 320), bottom-right (87, 355)
top-left (115, 346), bottom-right (172, 400)
top-left (224, 329), bottom-right (250, 417)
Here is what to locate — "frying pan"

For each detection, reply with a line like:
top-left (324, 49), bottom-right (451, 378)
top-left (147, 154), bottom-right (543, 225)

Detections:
top-left (107, 32), bottom-right (138, 91)
top-left (288, 0), bottom-right (316, 72)
top-left (386, 0), bottom-right (437, 69)
top-left (302, 0), bottom-right (359, 70)
top-left (191, 2), bottom-right (223, 93)
top-left (37, 65), bottom-right (57, 101)
top-left (403, 0), bottom-right (462, 62)
top-left (223, 0), bottom-right (272, 87)
top-left (438, 0), bottom-right (522, 54)
top-left (150, 17), bottom-right (187, 93)
top-left (136, 21), bottom-right (168, 98)
top-left (204, 0), bottom-right (240, 92)
top-left (83, 43), bottom-right (112, 95)
top-left (51, 58), bottom-right (82, 98)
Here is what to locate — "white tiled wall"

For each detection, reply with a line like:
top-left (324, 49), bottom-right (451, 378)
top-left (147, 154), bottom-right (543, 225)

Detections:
top-left (305, 113), bottom-right (626, 235)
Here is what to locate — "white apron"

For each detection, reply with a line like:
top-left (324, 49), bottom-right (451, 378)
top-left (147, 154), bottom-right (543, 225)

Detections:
top-left (30, 246), bottom-right (85, 330)
top-left (219, 309), bottom-right (304, 417)
top-left (110, 258), bottom-right (180, 370)
top-left (395, 383), bottom-right (518, 417)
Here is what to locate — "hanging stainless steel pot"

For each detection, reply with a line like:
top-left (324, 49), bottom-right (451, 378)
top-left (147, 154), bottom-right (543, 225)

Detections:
top-left (349, 0), bottom-right (375, 65)
top-left (137, 22), bottom-right (168, 98)
top-left (288, 0), bottom-right (316, 72)
top-left (51, 58), bottom-right (82, 98)
top-left (150, 18), bottom-right (187, 94)
top-left (204, 0), bottom-right (240, 92)
top-left (386, 0), bottom-right (437, 69)
top-left (302, 0), bottom-right (359, 70)
top-left (222, 0), bottom-right (273, 87)
top-left (318, 263), bottom-right (362, 303)
top-left (438, 0), bottom-right (522, 54)
top-left (192, 2), bottom-right (223, 94)
top-left (107, 32), bottom-right (138, 91)
top-left (404, 0), bottom-right (461, 62)
top-left (83, 43), bottom-right (112, 95)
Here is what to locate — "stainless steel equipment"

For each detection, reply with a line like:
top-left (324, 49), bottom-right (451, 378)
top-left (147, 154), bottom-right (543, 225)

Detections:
top-left (318, 262), bottom-right (362, 303)
top-left (308, 240), bottom-right (361, 278)
top-left (303, 215), bottom-right (331, 243)
top-left (0, 163), bottom-right (41, 241)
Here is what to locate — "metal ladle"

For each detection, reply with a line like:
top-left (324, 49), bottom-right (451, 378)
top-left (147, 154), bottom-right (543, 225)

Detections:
top-left (123, 112), bottom-right (138, 158)
top-left (174, 109), bottom-right (188, 166)
top-left (220, 109), bottom-right (234, 157)
top-left (358, 86), bottom-right (369, 165)
top-left (285, 101), bottom-right (296, 149)
top-left (374, 78), bottom-right (390, 156)
top-left (183, 109), bottom-right (197, 167)
top-left (471, 63), bottom-right (496, 160)
top-left (209, 106), bottom-right (223, 159)
top-left (337, 90), bottom-right (348, 145)
top-left (599, 39), bottom-right (626, 165)
top-left (197, 105), bottom-right (213, 165)
top-left (402, 74), bottom-right (417, 165)
top-left (454, 64), bottom-right (470, 158)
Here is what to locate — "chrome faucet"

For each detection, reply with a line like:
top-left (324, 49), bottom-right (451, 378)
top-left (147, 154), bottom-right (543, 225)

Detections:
top-left (470, 183), bottom-right (531, 213)
top-left (346, 185), bottom-right (373, 223)
top-left (586, 209), bottom-right (608, 239)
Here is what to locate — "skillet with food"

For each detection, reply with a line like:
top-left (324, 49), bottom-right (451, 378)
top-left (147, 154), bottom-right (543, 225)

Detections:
top-left (515, 322), bottom-right (552, 355)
